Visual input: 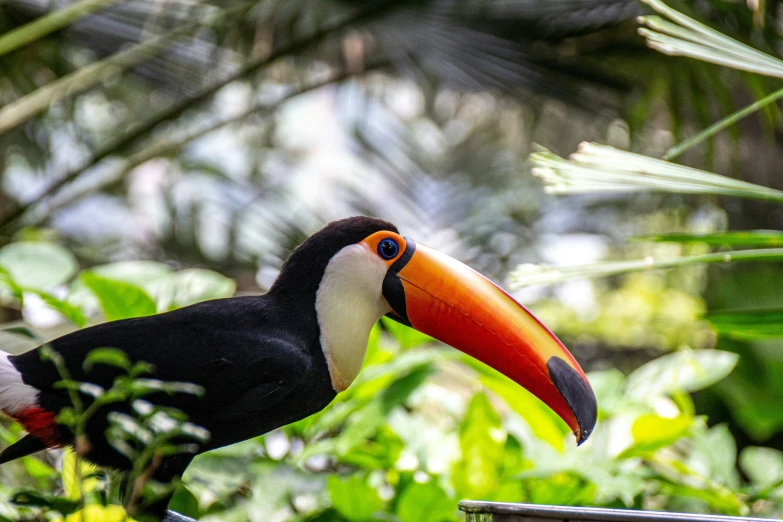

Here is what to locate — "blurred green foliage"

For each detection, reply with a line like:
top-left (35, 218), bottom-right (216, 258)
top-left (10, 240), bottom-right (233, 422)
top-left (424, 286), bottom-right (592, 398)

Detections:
top-left (0, 240), bottom-right (779, 521)
top-left (5, 0), bottom-right (783, 521)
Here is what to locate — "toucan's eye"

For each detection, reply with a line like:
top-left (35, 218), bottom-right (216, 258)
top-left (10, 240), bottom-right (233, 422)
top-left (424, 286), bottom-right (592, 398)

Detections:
top-left (378, 238), bottom-right (399, 260)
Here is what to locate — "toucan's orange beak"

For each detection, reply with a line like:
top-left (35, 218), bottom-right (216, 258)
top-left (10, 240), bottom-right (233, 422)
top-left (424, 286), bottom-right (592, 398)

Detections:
top-left (382, 237), bottom-right (597, 444)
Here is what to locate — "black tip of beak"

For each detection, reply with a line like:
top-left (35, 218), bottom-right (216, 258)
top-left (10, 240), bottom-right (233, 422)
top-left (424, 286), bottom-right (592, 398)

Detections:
top-left (547, 357), bottom-right (597, 445)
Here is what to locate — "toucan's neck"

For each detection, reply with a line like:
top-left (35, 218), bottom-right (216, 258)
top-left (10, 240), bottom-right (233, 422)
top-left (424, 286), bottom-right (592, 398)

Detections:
top-left (312, 243), bottom-right (391, 391)
top-left (269, 242), bottom-right (390, 392)
top-left (265, 217), bottom-right (400, 391)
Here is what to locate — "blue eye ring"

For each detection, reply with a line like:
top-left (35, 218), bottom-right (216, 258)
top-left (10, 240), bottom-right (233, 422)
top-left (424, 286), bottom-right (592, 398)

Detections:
top-left (377, 238), bottom-right (399, 260)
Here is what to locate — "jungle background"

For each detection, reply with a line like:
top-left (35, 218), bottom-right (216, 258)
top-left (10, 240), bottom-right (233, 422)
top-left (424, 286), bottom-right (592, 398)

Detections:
top-left (3, 0), bottom-right (783, 520)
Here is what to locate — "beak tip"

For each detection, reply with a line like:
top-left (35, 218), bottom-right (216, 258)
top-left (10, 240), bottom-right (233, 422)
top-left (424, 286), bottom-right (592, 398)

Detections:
top-left (547, 357), bottom-right (598, 446)
top-left (575, 427), bottom-right (593, 446)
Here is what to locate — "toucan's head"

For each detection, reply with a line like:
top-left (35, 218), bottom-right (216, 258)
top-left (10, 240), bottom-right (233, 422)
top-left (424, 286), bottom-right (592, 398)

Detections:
top-left (270, 217), bottom-right (597, 444)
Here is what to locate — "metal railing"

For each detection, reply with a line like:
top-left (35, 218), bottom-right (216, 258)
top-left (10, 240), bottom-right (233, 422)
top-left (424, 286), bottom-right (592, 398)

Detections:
top-left (459, 502), bottom-right (775, 522)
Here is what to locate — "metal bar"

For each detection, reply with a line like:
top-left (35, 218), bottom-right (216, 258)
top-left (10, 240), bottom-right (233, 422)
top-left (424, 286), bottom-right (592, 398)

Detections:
top-left (163, 510), bottom-right (196, 522)
top-left (459, 502), bottom-right (776, 522)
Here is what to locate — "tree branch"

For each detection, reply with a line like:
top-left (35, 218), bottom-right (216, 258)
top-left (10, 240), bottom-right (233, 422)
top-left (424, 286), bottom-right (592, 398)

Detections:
top-left (0, 1), bottom-right (257, 135)
top-left (0, 0), bottom-right (398, 232)
top-left (14, 63), bottom-right (384, 230)
top-left (0, 0), bottom-right (123, 58)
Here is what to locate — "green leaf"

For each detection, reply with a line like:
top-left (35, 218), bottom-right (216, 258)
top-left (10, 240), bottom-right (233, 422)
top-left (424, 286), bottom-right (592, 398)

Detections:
top-left (61, 448), bottom-right (100, 500)
top-left (480, 371), bottom-right (568, 451)
top-left (688, 424), bottom-right (738, 487)
top-left (526, 472), bottom-right (597, 506)
top-left (530, 143), bottom-right (783, 201)
top-left (159, 269), bottom-right (236, 309)
top-left (327, 475), bottom-right (383, 521)
top-left (586, 369), bottom-right (626, 415)
top-left (22, 455), bottom-right (56, 482)
top-left (706, 309), bottom-right (783, 339)
top-left (10, 489), bottom-right (52, 507)
top-left (626, 414), bottom-right (693, 455)
top-left (625, 350), bottom-right (739, 400)
top-left (81, 271), bottom-right (157, 321)
top-left (83, 347), bottom-right (132, 372)
top-left (90, 260), bottom-right (173, 285)
top-left (740, 446), bottom-right (783, 486)
top-left (34, 291), bottom-right (87, 326)
top-left (638, 231), bottom-right (783, 247)
top-left (169, 485), bottom-right (202, 518)
top-left (638, 0), bottom-right (783, 80)
top-left (0, 242), bottom-right (77, 290)
top-left (129, 378), bottom-right (204, 397)
top-left (452, 393), bottom-right (505, 499)
top-left (3, 326), bottom-right (41, 340)
top-left (510, 249), bottom-right (783, 288)
top-left (396, 481), bottom-right (454, 522)
top-left (336, 367), bottom-right (431, 455)
top-left (381, 316), bottom-right (433, 349)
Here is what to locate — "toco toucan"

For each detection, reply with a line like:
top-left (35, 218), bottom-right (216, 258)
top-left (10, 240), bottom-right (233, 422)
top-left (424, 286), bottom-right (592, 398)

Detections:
top-left (0, 216), bottom-right (596, 519)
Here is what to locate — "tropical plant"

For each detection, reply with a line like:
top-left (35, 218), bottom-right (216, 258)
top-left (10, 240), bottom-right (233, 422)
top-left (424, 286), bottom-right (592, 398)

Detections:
top-left (0, 237), bottom-right (780, 521)
top-left (521, 0), bottom-right (783, 445)
top-left (5, 0), bottom-right (783, 521)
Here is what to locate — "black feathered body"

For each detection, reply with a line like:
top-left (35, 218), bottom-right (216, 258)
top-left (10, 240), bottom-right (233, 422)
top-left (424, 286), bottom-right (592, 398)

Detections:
top-left (10, 295), bottom-right (337, 469)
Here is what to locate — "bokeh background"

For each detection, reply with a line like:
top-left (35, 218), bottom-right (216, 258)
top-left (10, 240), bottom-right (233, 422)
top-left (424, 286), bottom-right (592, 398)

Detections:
top-left (3, 0), bottom-right (783, 520)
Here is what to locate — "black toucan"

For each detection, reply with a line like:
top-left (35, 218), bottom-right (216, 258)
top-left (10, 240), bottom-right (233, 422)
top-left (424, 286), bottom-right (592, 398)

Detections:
top-left (0, 217), bottom-right (597, 519)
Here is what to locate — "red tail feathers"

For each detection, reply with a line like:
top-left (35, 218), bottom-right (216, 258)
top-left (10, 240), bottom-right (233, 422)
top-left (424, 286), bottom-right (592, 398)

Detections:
top-left (11, 407), bottom-right (60, 447)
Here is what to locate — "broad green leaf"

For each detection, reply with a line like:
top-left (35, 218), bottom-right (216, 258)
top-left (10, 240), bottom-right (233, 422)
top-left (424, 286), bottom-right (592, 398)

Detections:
top-left (396, 481), bottom-right (454, 522)
top-left (658, 481), bottom-right (747, 516)
top-left (625, 350), bottom-right (739, 399)
top-left (626, 414), bottom-right (693, 455)
top-left (639, 231), bottom-right (783, 247)
top-left (81, 272), bottom-right (157, 321)
top-left (480, 372), bottom-right (568, 451)
top-left (688, 424), bottom-right (739, 487)
top-left (339, 427), bottom-right (405, 470)
top-left (452, 393), bottom-right (505, 499)
top-left (587, 369), bottom-right (626, 415)
top-left (706, 309), bottom-right (783, 339)
top-left (0, 242), bottom-right (77, 290)
top-left (21, 455), bottom-right (56, 485)
top-left (157, 269), bottom-right (236, 309)
top-left (35, 291), bottom-right (87, 326)
top-left (89, 261), bottom-right (173, 285)
top-left (381, 316), bottom-right (434, 349)
top-left (739, 447), bottom-right (783, 486)
top-left (83, 347), bottom-right (131, 372)
top-left (169, 485), bottom-right (202, 518)
top-left (525, 471), bottom-right (597, 506)
top-left (327, 475), bottom-right (383, 521)
top-left (336, 367), bottom-right (431, 455)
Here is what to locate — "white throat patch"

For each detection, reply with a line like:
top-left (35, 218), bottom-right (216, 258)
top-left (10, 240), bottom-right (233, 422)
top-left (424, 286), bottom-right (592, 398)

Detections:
top-left (315, 243), bottom-right (391, 392)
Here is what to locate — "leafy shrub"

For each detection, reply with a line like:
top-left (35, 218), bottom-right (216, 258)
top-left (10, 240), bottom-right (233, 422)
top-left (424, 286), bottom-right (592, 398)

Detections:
top-left (0, 239), bottom-right (776, 521)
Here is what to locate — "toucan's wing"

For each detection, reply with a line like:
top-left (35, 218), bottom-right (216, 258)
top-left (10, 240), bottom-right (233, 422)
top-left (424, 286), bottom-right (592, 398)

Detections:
top-left (4, 296), bottom-right (319, 454)
top-left (9, 297), bottom-right (279, 408)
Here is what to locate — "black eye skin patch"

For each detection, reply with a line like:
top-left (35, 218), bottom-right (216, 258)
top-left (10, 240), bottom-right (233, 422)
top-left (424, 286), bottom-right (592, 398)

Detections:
top-left (382, 237), bottom-right (417, 326)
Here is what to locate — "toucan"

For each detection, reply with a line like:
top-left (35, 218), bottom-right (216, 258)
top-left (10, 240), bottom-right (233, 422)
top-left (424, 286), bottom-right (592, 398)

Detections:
top-left (0, 216), bottom-right (596, 520)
